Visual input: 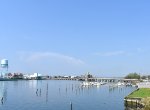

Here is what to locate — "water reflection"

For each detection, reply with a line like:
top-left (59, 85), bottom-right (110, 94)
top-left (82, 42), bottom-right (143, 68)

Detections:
top-left (46, 83), bottom-right (48, 103)
top-left (0, 81), bottom-right (136, 110)
top-left (109, 86), bottom-right (127, 93)
top-left (28, 80), bottom-right (42, 89)
top-left (0, 82), bottom-right (7, 105)
top-left (125, 107), bottom-right (143, 110)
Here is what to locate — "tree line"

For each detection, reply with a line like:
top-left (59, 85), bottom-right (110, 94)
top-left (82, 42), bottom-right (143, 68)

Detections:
top-left (125, 72), bottom-right (150, 79)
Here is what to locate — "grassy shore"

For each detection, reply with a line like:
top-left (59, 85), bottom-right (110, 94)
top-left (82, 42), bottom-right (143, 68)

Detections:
top-left (127, 88), bottom-right (150, 98)
top-left (125, 88), bottom-right (150, 110)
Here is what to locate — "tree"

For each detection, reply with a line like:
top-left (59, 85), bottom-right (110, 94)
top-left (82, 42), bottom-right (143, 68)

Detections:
top-left (148, 75), bottom-right (150, 80)
top-left (141, 75), bottom-right (147, 79)
top-left (125, 73), bottom-right (140, 79)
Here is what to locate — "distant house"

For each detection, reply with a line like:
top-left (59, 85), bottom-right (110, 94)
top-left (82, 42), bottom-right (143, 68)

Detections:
top-left (23, 73), bottom-right (42, 80)
top-left (23, 74), bottom-right (30, 79)
top-left (30, 73), bottom-right (42, 79)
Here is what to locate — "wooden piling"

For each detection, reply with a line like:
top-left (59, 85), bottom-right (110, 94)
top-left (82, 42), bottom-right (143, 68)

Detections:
top-left (70, 102), bottom-right (72, 110)
top-left (1, 97), bottom-right (3, 102)
top-left (1, 97), bottom-right (3, 104)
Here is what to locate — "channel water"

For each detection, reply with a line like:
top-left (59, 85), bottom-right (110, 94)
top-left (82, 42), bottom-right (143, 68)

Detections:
top-left (0, 80), bottom-right (136, 110)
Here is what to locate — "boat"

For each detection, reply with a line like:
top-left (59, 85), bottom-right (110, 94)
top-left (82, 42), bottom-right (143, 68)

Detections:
top-left (117, 82), bottom-right (125, 86)
top-left (125, 83), bottom-right (132, 86)
top-left (81, 81), bottom-right (102, 87)
top-left (82, 81), bottom-right (91, 86)
top-left (92, 82), bottom-right (101, 86)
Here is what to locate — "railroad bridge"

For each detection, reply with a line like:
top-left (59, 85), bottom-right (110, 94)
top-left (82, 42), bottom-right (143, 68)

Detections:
top-left (52, 77), bottom-right (139, 83)
top-left (86, 77), bottom-right (139, 83)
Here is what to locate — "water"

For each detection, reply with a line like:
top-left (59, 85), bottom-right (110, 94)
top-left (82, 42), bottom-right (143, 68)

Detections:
top-left (0, 80), bottom-right (136, 110)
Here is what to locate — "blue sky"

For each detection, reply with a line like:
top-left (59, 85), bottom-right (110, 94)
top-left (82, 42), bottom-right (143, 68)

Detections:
top-left (0, 0), bottom-right (150, 76)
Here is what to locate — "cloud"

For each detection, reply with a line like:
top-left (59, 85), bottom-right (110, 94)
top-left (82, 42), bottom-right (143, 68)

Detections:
top-left (16, 51), bottom-right (87, 74)
top-left (94, 51), bottom-right (125, 57)
top-left (18, 51), bottom-right (85, 65)
top-left (136, 48), bottom-right (144, 53)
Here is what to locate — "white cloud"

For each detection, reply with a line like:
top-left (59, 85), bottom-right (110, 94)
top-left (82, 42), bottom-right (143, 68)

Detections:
top-left (136, 48), bottom-right (144, 53)
top-left (18, 51), bottom-right (85, 65)
top-left (94, 51), bottom-right (125, 57)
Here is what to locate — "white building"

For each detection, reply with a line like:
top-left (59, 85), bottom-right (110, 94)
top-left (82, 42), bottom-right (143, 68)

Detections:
top-left (23, 73), bottom-right (42, 79)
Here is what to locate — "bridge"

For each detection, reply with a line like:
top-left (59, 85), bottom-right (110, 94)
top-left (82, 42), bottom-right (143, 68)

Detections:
top-left (87, 77), bottom-right (138, 83)
top-left (51, 77), bottom-right (139, 83)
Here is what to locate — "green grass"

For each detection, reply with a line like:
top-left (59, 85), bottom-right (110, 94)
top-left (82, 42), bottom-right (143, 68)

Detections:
top-left (127, 88), bottom-right (150, 98)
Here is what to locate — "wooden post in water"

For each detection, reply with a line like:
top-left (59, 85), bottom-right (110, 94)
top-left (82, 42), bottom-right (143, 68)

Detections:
top-left (1, 97), bottom-right (4, 105)
top-left (70, 101), bottom-right (72, 110)
top-left (1, 97), bottom-right (3, 102)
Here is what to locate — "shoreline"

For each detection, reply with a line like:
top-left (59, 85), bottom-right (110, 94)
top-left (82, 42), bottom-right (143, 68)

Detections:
top-left (124, 88), bottom-right (150, 109)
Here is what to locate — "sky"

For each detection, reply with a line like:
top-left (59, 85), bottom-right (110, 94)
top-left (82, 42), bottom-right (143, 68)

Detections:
top-left (0, 0), bottom-right (150, 77)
